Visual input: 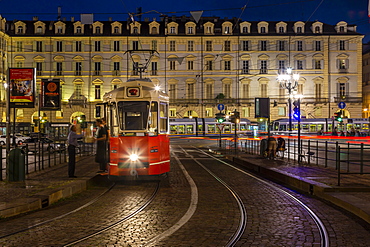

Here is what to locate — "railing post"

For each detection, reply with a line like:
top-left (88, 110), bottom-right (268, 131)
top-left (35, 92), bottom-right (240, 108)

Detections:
top-left (325, 141), bottom-right (328, 168)
top-left (308, 139), bottom-right (311, 165)
top-left (315, 140), bottom-right (318, 165)
top-left (347, 142), bottom-right (350, 173)
top-left (361, 143), bottom-right (364, 174)
top-left (338, 145), bottom-right (341, 186)
top-left (0, 145), bottom-right (2, 181)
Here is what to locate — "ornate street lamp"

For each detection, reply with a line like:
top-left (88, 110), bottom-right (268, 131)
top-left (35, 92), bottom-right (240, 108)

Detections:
top-left (277, 68), bottom-right (300, 133)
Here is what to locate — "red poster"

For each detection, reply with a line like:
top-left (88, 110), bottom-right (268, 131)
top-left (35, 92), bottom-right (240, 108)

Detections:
top-left (8, 68), bottom-right (35, 108)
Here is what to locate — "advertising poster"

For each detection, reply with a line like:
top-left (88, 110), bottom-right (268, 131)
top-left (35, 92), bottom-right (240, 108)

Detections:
top-left (8, 68), bottom-right (36, 108)
top-left (40, 79), bottom-right (61, 111)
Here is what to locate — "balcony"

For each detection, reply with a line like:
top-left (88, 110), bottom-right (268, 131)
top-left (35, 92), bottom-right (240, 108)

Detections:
top-left (75, 71), bottom-right (82, 76)
top-left (68, 93), bottom-right (87, 107)
top-left (93, 71), bottom-right (101, 76)
top-left (112, 70), bottom-right (120, 76)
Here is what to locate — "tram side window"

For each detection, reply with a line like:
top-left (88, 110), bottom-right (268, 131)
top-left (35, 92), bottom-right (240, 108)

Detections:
top-left (159, 103), bottom-right (168, 133)
top-left (117, 101), bottom-right (149, 130)
top-left (150, 102), bottom-right (158, 133)
top-left (208, 124), bottom-right (215, 133)
top-left (186, 124), bottom-right (193, 134)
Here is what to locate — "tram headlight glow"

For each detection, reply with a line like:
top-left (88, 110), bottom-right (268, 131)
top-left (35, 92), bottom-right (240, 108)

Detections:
top-left (129, 153), bottom-right (139, 162)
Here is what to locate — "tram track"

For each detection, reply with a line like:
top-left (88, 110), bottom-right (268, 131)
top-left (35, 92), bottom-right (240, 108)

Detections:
top-left (179, 146), bottom-right (329, 247)
top-left (0, 182), bottom-right (117, 240)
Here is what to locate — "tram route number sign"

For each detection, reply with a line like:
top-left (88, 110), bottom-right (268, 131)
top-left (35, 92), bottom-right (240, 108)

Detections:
top-left (217, 123), bottom-right (225, 132)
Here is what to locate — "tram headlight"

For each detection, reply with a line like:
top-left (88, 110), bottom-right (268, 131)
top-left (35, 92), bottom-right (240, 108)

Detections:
top-left (129, 153), bottom-right (139, 162)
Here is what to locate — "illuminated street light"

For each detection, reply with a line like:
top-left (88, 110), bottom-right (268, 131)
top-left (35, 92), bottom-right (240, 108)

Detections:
top-left (277, 68), bottom-right (300, 133)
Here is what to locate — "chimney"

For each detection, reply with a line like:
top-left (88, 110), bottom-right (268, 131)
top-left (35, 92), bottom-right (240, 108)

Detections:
top-left (71, 16), bottom-right (74, 22)
top-left (108, 17), bottom-right (112, 22)
top-left (33, 16), bottom-right (38, 21)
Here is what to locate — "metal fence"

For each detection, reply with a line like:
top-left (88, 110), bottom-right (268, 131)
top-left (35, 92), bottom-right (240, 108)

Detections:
top-left (222, 138), bottom-right (370, 186)
top-left (0, 141), bottom-right (95, 181)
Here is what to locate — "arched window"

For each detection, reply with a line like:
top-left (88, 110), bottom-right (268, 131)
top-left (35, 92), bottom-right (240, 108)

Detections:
top-left (297, 27), bottom-right (302, 33)
top-left (36, 26), bottom-right (43, 34)
top-left (96, 26), bottom-right (101, 34)
top-left (114, 26), bottom-right (119, 34)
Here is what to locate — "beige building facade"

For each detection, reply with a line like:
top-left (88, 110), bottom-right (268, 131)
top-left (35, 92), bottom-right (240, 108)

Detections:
top-left (0, 15), bottom-right (364, 133)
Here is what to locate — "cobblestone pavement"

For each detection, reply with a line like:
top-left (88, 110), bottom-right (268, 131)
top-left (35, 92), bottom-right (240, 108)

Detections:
top-left (0, 138), bottom-right (369, 246)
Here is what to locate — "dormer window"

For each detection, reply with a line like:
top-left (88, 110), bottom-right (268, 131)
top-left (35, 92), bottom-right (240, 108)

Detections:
top-left (297, 27), bottom-right (302, 33)
top-left (239, 21), bottom-right (251, 34)
top-left (36, 26), bottom-right (43, 34)
top-left (224, 26), bottom-right (230, 34)
top-left (188, 26), bottom-right (193, 34)
top-left (339, 26), bottom-right (344, 32)
top-left (76, 26), bottom-right (82, 34)
top-left (279, 26), bottom-right (284, 33)
top-left (170, 26), bottom-right (176, 34)
top-left (222, 21), bottom-right (233, 35)
top-left (114, 26), bottom-right (119, 34)
top-left (206, 26), bottom-right (212, 34)
top-left (243, 27), bottom-right (248, 33)
top-left (17, 26), bottom-right (23, 34)
top-left (152, 27), bottom-right (157, 34)
top-left (96, 26), bottom-right (101, 34)
top-left (261, 27), bottom-right (266, 33)
top-left (315, 26), bottom-right (320, 33)
top-left (133, 27), bottom-right (138, 34)
top-left (57, 26), bottom-right (63, 34)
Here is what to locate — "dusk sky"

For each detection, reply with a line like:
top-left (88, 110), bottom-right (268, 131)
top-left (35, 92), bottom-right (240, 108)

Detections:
top-left (0, 0), bottom-right (369, 41)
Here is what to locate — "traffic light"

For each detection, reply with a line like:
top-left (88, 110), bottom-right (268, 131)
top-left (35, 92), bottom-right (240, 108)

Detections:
top-left (292, 100), bottom-right (300, 121)
top-left (230, 111), bottom-right (241, 123)
top-left (215, 112), bottom-right (226, 123)
top-left (334, 111), bottom-right (343, 122)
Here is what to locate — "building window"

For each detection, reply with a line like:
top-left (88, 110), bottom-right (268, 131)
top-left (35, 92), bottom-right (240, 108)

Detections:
top-left (242, 41), bottom-right (249, 51)
top-left (151, 62), bottom-right (157, 75)
top-left (187, 61), bottom-right (194, 70)
top-left (169, 84), bottom-right (176, 99)
top-left (260, 60), bottom-right (267, 74)
top-left (57, 26), bottom-right (63, 34)
top-left (16, 62), bottom-right (23, 68)
top-left (114, 26), bottom-right (119, 34)
top-left (95, 41), bottom-right (101, 52)
top-left (339, 59), bottom-right (346, 69)
top-left (113, 41), bottom-right (120, 51)
top-left (132, 41), bottom-right (139, 50)
top-left (297, 41), bottom-right (303, 51)
top-left (297, 60), bottom-right (303, 70)
top-left (260, 41), bottom-right (267, 51)
top-left (260, 27), bottom-right (266, 33)
top-left (278, 41), bottom-right (285, 51)
top-left (36, 26), bottom-right (42, 34)
top-left (36, 62), bottom-right (42, 76)
top-left (56, 62), bottom-right (62, 76)
top-left (261, 84), bottom-right (267, 97)
top-left (224, 61), bottom-right (231, 70)
top-left (314, 60), bottom-right (321, 69)
top-left (339, 40), bottom-right (346, 50)
top-left (242, 84), bottom-right (249, 98)
top-left (188, 41), bottom-right (194, 51)
top-left (17, 26), bottom-right (23, 34)
top-left (170, 61), bottom-right (176, 70)
top-left (36, 41), bottom-right (42, 52)
top-left (76, 26), bottom-right (82, 34)
top-left (152, 40), bottom-right (157, 51)
top-left (74, 84), bottom-right (82, 99)
top-left (339, 26), bottom-right (345, 32)
top-left (170, 26), bottom-right (176, 34)
top-left (132, 62), bottom-right (138, 75)
top-left (206, 84), bottom-right (213, 99)
top-left (279, 26), bottom-right (284, 33)
top-left (94, 62), bottom-right (101, 75)
top-left (315, 83), bottom-right (322, 100)
top-left (187, 83), bottom-right (195, 99)
top-left (133, 27), bottom-right (138, 34)
top-left (16, 41), bottom-right (23, 52)
top-left (242, 26), bottom-right (248, 33)
top-left (96, 26), bottom-right (101, 34)
top-left (206, 61), bottom-right (213, 70)
top-left (75, 62), bottom-right (82, 76)
top-left (224, 26), bottom-right (230, 34)
top-left (95, 85), bottom-right (101, 99)
top-left (151, 27), bottom-right (158, 34)
top-left (242, 61), bottom-right (249, 74)
top-left (315, 26), bottom-right (320, 33)
top-left (113, 62), bottom-right (120, 75)
top-left (339, 83), bottom-right (346, 98)
top-left (187, 26), bottom-right (193, 34)
top-left (206, 41), bottom-right (212, 51)
top-left (76, 41), bottom-right (82, 52)
top-left (223, 84), bottom-right (231, 98)
top-left (56, 41), bottom-right (63, 52)
top-left (224, 41), bottom-right (231, 51)
top-left (297, 26), bottom-right (302, 33)
top-left (169, 41), bottom-right (176, 51)
top-left (315, 41), bottom-right (321, 51)
top-left (278, 60), bottom-right (285, 70)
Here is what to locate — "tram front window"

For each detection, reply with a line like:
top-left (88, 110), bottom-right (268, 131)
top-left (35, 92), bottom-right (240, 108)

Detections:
top-left (117, 101), bottom-right (149, 130)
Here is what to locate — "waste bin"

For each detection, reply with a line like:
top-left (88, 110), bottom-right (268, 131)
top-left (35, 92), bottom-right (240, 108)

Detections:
top-left (260, 138), bottom-right (268, 156)
top-left (7, 148), bottom-right (26, 181)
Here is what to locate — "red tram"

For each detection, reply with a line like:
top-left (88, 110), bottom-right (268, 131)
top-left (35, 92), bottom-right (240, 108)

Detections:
top-left (102, 78), bottom-right (170, 179)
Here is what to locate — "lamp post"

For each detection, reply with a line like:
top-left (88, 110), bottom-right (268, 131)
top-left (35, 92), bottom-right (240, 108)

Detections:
top-left (277, 68), bottom-right (300, 134)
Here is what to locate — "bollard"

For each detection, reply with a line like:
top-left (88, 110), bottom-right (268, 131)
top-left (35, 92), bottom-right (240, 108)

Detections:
top-left (7, 148), bottom-right (26, 181)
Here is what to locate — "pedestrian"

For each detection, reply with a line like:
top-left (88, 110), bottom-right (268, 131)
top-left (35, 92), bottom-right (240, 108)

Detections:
top-left (332, 127), bottom-right (338, 136)
top-left (67, 125), bottom-right (84, 178)
top-left (95, 119), bottom-right (107, 173)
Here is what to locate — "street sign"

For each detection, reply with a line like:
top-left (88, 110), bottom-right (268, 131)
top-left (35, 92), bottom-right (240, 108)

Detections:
top-left (338, 102), bottom-right (346, 109)
top-left (217, 104), bottom-right (225, 111)
top-left (217, 123), bottom-right (225, 132)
